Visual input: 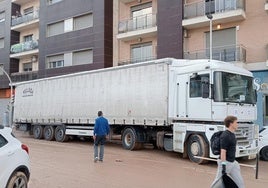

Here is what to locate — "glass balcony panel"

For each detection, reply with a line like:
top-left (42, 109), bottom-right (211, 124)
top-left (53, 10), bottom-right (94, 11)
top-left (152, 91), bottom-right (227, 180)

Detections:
top-left (118, 13), bottom-right (157, 33)
top-left (11, 71), bottom-right (38, 82)
top-left (184, 45), bottom-right (246, 62)
top-left (184, 0), bottom-right (245, 19)
top-left (11, 9), bottom-right (39, 26)
top-left (10, 40), bottom-right (38, 54)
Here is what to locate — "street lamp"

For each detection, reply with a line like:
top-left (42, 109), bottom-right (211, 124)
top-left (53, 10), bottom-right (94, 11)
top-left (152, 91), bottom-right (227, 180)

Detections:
top-left (0, 65), bottom-right (13, 127)
top-left (207, 14), bottom-right (213, 62)
top-left (205, 0), bottom-right (214, 62)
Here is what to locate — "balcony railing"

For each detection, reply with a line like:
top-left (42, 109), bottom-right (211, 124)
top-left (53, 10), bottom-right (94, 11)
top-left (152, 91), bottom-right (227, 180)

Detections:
top-left (118, 13), bottom-right (157, 33)
top-left (118, 56), bottom-right (156, 66)
top-left (10, 40), bottom-right (38, 54)
top-left (11, 9), bottom-right (39, 26)
top-left (184, 0), bottom-right (245, 19)
top-left (11, 71), bottom-right (38, 82)
top-left (184, 45), bottom-right (246, 62)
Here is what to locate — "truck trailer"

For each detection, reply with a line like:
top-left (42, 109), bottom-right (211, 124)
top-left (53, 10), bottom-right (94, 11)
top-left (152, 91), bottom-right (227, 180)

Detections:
top-left (13, 58), bottom-right (259, 163)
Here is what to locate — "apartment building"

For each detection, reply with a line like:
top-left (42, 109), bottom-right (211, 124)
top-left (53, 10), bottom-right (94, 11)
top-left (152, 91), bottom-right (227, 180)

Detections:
top-left (113, 0), bottom-right (183, 65)
top-left (183, 0), bottom-right (268, 127)
top-left (0, 0), bottom-right (113, 124)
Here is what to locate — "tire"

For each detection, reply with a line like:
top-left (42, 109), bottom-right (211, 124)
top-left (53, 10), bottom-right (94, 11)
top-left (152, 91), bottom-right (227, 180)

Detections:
top-left (44, 126), bottom-right (55, 141)
top-left (260, 146), bottom-right (268, 161)
top-left (187, 134), bottom-right (209, 164)
top-left (7, 171), bottom-right (28, 188)
top-left (122, 128), bottom-right (141, 150)
top-left (33, 125), bottom-right (43, 139)
top-left (55, 125), bottom-right (68, 142)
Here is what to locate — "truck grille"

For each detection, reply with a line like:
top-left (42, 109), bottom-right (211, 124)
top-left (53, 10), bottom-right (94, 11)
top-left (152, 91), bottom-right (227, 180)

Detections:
top-left (235, 123), bottom-right (254, 147)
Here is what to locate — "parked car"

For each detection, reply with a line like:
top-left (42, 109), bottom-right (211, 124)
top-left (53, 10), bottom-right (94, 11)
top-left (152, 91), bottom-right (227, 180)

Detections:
top-left (259, 126), bottom-right (268, 161)
top-left (0, 125), bottom-right (30, 188)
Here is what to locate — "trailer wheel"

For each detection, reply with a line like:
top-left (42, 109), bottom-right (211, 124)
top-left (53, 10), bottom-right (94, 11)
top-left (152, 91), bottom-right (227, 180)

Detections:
top-left (187, 134), bottom-right (208, 164)
top-left (33, 125), bottom-right (43, 139)
top-left (122, 128), bottom-right (141, 150)
top-left (260, 146), bottom-right (268, 161)
top-left (55, 126), bottom-right (68, 142)
top-left (44, 126), bottom-right (55, 141)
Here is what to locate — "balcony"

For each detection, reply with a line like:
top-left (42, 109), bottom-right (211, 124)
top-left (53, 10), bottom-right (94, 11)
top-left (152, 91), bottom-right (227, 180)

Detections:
top-left (118, 56), bottom-right (156, 66)
top-left (117, 13), bottom-right (157, 41)
top-left (183, 0), bottom-right (246, 29)
top-left (11, 0), bottom-right (33, 5)
top-left (10, 40), bottom-right (38, 58)
top-left (11, 71), bottom-right (38, 83)
top-left (11, 9), bottom-right (39, 32)
top-left (265, 0), bottom-right (268, 11)
top-left (119, 0), bottom-right (135, 3)
top-left (184, 45), bottom-right (246, 62)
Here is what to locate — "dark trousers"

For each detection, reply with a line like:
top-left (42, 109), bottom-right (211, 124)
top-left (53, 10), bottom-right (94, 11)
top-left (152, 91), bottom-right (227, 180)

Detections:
top-left (94, 135), bottom-right (106, 160)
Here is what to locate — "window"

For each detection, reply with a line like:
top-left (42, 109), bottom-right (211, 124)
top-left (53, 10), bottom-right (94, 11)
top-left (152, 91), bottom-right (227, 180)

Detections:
top-left (0, 11), bottom-right (5, 23)
top-left (23, 63), bottom-right (32, 72)
top-left (47, 0), bottom-right (62, 5)
top-left (0, 38), bottom-right (4, 48)
top-left (24, 35), bottom-right (33, 42)
top-left (0, 135), bottom-right (8, 148)
top-left (131, 3), bottom-right (152, 30)
top-left (47, 21), bottom-right (64, 37)
top-left (74, 13), bottom-right (93, 30)
top-left (190, 74), bottom-right (209, 98)
top-left (131, 42), bottom-right (153, 63)
top-left (47, 54), bottom-right (64, 69)
top-left (73, 49), bottom-right (93, 65)
top-left (64, 19), bottom-right (73, 32)
top-left (205, 27), bottom-right (236, 62)
top-left (214, 72), bottom-right (256, 104)
top-left (0, 64), bottom-right (4, 75)
top-left (23, 7), bottom-right (33, 15)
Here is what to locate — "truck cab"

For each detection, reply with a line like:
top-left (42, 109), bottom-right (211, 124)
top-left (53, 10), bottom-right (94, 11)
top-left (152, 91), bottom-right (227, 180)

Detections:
top-left (169, 59), bottom-right (259, 163)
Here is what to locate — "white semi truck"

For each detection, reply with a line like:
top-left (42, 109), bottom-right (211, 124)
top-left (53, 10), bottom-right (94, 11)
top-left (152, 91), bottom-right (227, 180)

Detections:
top-left (13, 58), bottom-right (259, 163)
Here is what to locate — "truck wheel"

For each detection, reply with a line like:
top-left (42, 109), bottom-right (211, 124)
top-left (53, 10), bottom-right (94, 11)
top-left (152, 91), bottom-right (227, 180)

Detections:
top-left (44, 126), bottom-right (55, 141)
top-left (260, 146), bottom-right (268, 161)
top-left (122, 128), bottom-right (141, 150)
top-left (55, 126), bottom-right (68, 142)
top-left (187, 134), bottom-right (209, 164)
top-left (33, 125), bottom-right (43, 139)
top-left (7, 171), bottom-right (28, 188)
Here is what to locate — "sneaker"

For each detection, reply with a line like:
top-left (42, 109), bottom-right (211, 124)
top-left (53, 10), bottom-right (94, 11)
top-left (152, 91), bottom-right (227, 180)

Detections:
top-left (94, 157), bottom-right (98, 162)
top-left (99, 159), bottom-right (103, 162)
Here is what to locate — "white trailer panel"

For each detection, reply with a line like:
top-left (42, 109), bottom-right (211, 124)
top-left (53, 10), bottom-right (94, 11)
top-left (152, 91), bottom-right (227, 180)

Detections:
top-left (14, 61), bottom-right (170, 126)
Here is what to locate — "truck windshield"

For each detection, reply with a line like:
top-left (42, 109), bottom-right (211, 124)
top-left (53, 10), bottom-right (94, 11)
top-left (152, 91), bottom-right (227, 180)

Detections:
top-left (214, 72), bottom-right (256, 104)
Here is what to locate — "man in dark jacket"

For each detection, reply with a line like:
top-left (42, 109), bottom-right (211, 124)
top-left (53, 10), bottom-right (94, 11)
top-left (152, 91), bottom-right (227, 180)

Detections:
top-left (93, 111), bottom-right (110, 162)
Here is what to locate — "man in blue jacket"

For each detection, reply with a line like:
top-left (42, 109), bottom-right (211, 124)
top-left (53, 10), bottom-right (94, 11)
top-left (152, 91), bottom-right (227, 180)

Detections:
top-left (93, 111), bottom-right (110, 162)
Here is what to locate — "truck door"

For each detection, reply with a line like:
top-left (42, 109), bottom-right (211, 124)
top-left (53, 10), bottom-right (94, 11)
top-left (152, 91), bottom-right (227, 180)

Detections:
top-left (187, 72), bottom-right (212, 120)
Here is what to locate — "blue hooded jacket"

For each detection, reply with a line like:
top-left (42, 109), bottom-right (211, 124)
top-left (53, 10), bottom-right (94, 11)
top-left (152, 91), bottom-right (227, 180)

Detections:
top-left (93, 116), bottom-right (110, 136)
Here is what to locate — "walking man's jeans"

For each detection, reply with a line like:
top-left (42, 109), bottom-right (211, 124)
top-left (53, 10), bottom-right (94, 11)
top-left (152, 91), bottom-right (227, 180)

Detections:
top-left (94, 135), bottom-right (106, 161)
top-left (211, 160), bottom-right (245, 188)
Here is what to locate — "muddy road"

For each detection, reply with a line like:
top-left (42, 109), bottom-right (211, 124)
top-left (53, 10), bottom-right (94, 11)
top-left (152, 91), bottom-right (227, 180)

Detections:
top-left (15, 131), bottom-right (268, 188)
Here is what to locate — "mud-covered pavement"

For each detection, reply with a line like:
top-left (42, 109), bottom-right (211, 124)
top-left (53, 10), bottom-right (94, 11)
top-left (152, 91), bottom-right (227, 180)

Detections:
top-left (15, 131), bottom-right (268, 188)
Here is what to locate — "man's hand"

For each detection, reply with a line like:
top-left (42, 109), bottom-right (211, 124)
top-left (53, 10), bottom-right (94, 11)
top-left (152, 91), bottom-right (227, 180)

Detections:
top-left (93, 135), bottom-right (96, 141)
